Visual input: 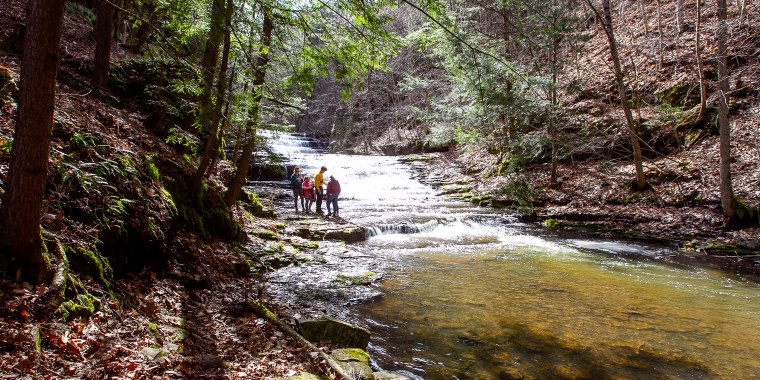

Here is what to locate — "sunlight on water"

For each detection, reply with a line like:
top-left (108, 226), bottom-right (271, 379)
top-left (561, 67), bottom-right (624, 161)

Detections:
top-left (271, 134), bottom-right (760, 380)
top-left (356, 241), bottom-right (760, 379)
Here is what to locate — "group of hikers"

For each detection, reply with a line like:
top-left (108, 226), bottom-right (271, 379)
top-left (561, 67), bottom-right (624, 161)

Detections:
top-left (290, 165), bottom-right (341, 217)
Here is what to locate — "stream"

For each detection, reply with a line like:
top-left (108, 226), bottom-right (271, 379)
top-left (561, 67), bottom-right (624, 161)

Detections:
top-left (264, 134), bottom-right (760, 380)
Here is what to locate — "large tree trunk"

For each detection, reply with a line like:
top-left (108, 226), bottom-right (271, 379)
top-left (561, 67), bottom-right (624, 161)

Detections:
top-left (224, 7), bottom-right (274, 206)
top-left (716, 0), bottom-right (736, 221)
top-left (587, 0), bottom-right (647, 190)
top-left (190, 0), bottom-right (233, 193)
top-left (92, 0), bottom-right (115, 88)
top-left (0, 0), bottom-right (67, 283)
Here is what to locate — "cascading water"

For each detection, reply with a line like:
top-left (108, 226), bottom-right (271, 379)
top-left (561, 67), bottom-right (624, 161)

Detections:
top-left (262, 134), bottom-right (760, 380)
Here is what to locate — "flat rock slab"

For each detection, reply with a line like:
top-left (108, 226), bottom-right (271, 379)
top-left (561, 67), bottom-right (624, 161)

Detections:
top-left (330, 348), bottom-right (373, 379)
top-left (299, 317), bottom-right (371, 349)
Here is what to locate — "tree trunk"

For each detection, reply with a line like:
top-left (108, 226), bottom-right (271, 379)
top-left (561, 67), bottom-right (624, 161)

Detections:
top-left (676, 0), bottom-right (685, 33)
top-left (113, 0), bottom-right (129, 43)
top-left (206, 69), bottom-right (236, 179)
top-left (587, 0), bottom-right (647, 189)
top-left (656, 0), bottom-right (663, 69)
top-left (190, 0), bottom-right (233, 193)
top-left (693, 0), bottom-right (707, 126)
top-left (0, 0), bottom-right (67, 284)
top-left (716, 0), bottom-right (736, 221)
top-left (224, 7), bottom-right (274, 206)
top-left (550, 26), bottom-right (559, 187)
top-left (126, 7), bottom-right (157, 54)
top-left (640, 0), bottom-right (649, 37)
top-left (92, 0), bottom-right (115, 89)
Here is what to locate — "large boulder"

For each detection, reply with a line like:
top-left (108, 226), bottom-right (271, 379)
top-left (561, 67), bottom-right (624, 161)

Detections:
top-left (299, 317), bottom-right (371, 349)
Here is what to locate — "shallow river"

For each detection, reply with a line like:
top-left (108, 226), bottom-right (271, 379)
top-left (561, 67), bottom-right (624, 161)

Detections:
top-left (270, 134), bottom-right (760, 380)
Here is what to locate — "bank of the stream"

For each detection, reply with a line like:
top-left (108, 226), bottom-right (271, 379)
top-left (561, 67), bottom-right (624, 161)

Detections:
top-left (389, 149), bottom-right (760, 275)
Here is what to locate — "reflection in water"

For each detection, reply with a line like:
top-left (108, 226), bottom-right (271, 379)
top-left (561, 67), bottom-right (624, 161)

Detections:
top-left (268, 134), bottom-right (760, 380)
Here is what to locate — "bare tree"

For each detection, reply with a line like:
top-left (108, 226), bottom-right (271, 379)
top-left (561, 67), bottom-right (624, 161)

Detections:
top-left (716, 0), bottom-right (736, 222)
top-left (584, 0), bottom-right (648, 190)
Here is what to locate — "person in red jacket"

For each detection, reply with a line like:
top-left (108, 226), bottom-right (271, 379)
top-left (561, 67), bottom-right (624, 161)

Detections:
top-left (301, 176), bottom-right (315, 213)
top-left (326, 175), bottom-right (341, 217)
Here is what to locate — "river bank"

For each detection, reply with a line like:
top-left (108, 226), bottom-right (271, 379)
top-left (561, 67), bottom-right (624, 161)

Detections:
top-left (396, 149), bottom-right (760, 275)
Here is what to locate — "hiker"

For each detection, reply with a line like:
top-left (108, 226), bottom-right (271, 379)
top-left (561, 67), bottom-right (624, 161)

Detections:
top-left (290, 167), bottom-right (303, 212)
top-left (314, 166), bottom-right (327, 214)
top-left (302, 176), bottom-right (315, 213)
top-left (326, 175), bottom-right (341, 218)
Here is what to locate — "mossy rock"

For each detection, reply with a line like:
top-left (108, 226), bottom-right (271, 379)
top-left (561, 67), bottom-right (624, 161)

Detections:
top-left (299, 318), bottom-right (371, 350)
top-left (65, 246), bottom-right (113, 295)
top-left (490, 198), bottom-right (517, 209)
top-left (330, 348), bottom-right (373, 379)
top-left (322, 227), bottom-right (366, 243)
top-left (656, 83), bottom-right (700, 108)
top-left (337, 271), bottom-right (377, 285)
top-left (252, 230), bottom-right (278, 240)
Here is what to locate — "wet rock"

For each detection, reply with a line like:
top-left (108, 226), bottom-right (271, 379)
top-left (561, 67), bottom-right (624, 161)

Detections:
top-left (373, 371), bottom-right (413, 379)
top-left (330, 348), bottom-right (373, 378)
top-left (299, 317), bottom-right (371, 349)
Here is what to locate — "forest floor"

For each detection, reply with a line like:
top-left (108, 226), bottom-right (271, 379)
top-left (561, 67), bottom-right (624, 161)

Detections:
top-left (0, 188), bottom-right (370, 379)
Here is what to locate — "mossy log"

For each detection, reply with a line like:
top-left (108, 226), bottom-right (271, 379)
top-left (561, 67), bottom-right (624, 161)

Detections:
top-left (246, 300), bottom-right (355, 380)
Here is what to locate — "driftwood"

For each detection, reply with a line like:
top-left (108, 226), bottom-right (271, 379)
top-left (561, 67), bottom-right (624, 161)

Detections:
top-left (246, 300), bottom-right (355, 380)
top-left (40, 237), bottom-right (68, 319)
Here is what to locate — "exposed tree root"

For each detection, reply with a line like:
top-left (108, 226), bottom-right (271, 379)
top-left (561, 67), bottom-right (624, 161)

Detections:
top-left (246, 300), bottom-right (355, 380)
top-left (39, 237), bottom-right (68, 319)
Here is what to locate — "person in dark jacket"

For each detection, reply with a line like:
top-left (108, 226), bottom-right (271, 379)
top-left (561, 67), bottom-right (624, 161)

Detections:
top-left (326, 175), bottom-right (341, 217)
top-left (290, 167), bottom-right (303, 212)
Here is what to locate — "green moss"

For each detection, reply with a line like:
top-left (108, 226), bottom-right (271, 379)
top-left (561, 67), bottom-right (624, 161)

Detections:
top-left (337, 271), bottom-right (377, 285)
top-left (169, 327), bottom-right (189, 343)
top-left (275, 223), bottom-right (286, 229)
top-left (57, 294), bottom-right (101, 320)
top-left (65, 246), bottom-right (113, 296)
top-left (145, 159), bottom-right (160, 181)
top-left (656, 83), bottom-right (700, 108)
top-left (146, 321), bottom-right (162, 339)
top-left (341, 348), bottom-right (370, 362)
top-left (470, 196), bottom-right (482, 204)
top-left (252, 230), bottom-right (278, 240)
top-left (544, 219), bottom-right (560, 228)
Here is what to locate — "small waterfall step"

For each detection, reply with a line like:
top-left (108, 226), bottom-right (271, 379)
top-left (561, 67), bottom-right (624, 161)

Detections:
top-left (366, 220), bottom-right (439, 238)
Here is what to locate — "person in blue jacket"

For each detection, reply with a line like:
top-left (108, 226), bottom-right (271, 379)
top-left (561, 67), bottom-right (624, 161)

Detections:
top-left (290, 167), bottom-right (303, 212)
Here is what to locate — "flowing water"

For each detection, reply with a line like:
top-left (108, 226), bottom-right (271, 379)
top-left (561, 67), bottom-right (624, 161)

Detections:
top-left (268, 134), bottom-right (760, 380)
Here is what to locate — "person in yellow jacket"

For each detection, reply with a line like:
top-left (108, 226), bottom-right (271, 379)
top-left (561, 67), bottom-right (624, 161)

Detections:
top-left (314, 166), bottom-right (328, 214)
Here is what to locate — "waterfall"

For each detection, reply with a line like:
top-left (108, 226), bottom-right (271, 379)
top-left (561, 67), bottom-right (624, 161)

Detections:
top-left (365, 220), bottom-right (440, 238)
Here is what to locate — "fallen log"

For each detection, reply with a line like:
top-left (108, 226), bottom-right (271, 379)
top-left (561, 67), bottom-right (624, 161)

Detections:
top-left (246, 300), bottom-right (355, 380)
